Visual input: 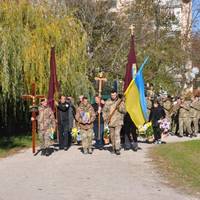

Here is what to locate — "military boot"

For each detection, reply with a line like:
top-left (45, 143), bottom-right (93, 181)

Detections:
top-left (45, 148), bottom-right (50, 156)
top-left (83, 149), bottom-right (88, 155)
top-left (88, 148), bottom-right (93, 154)
top-left (41, 148), bottom-right (46, 156)
top-left (115, 149), bottom-right (121, 155)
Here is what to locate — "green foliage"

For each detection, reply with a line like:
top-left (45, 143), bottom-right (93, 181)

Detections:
top-left (125, 1), bottom-right (186, 94)
top-left (0, 1), bottom-right (92, 97)
top-left (65, 0), bottom-right (185, 94)
top-left (0, 0), bottom-right (188, 133)
top-left (0, 1), bottom-right (93, 130)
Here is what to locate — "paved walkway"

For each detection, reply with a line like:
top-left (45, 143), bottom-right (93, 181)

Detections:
top-left (0, 135), bottom-right (199, 200)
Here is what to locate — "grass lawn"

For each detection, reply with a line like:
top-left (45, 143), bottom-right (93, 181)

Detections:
top-left (0, 136), bottom-right (32, 158)
top-left (151, 140), bottom-right (200, 196)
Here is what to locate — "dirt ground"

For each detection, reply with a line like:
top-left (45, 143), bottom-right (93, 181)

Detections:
top-left (0, 135), bottom-right (199, 200)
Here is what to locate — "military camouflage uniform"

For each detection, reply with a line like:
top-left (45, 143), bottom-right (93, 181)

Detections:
top-left (146, 97), bottom-right (152, 119)
top-left (163, 99), bottom-right (172, 120)
top-left (170, 102), bottom-right (180, 134)
top-left (75, 102), bottom-right (96, 153)
top-left (103, 98), bottom-right (126, 152)
top-left (190, 99), bottom-right (200, 134)
top-left (179, 101), bottom-right (192, 136)
top-left (162, 99), bottom-right (172, 131)
top-left (147, 89), bottom-right (155, 99)
top-left (37, 105), bottom-right (56, 150)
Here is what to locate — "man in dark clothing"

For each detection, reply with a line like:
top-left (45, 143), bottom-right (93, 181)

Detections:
top-left (66, 97), bottom-right (76, 131)
top-left (123, 113), bottom-right (138, 151)
top-left (56, 95), bottom-right (70, 150)
top-left (149, 100), bottom-right (166, 144)
top-left (66, 97), bottom-right (76, 146)
top-left (92, 95), bottom-right (105, 150)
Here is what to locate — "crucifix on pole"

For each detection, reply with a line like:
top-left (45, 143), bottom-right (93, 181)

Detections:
top-left (95, 72), bottom-right (107, 140)
top-left (22, 83), bottom-right (45, 154)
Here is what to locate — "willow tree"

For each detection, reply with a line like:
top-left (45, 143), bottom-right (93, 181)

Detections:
top-left (0, 1), bottom-right (93, 135)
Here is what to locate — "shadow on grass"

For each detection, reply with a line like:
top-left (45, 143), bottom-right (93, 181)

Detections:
top-left (0, 136), bottom-right (32, 157)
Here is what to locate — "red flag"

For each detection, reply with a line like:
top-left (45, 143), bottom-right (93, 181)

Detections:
top-left (124, 35), bottom-right (137, 93)
top-left (48, 47), bottom-right (59, 112)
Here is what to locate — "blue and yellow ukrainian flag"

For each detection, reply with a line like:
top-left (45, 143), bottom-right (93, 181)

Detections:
top-left (124, 35), bottom-right (148, 128)
top-left (135, 57), bottom-right (149, 121)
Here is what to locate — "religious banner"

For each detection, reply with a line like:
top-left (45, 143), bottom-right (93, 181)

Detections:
top-left (48, 46), bottom-right (59, 112)
top-left (124, 30), bottom-right (147, 128)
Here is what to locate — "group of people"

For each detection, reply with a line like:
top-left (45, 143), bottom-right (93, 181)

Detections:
top-left (34, 88), bottom-right (200, 156)
top-left (146, 92), bottom-right (200, 143)
top-left (34, 90), bottom-right (130, 156)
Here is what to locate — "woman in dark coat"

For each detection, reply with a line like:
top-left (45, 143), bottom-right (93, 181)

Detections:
top-left (149, 100), bottom-right (166, 144)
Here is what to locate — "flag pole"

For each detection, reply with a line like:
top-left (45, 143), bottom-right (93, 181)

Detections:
top-left (48, 46), bottom-right (60, 143)
top-left (52, 46), bottom-right (60, 144)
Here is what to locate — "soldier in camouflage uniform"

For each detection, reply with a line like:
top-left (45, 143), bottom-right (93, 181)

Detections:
top-left (147, 83), bottom-right (155, 99)
top-left (37, 98), bottom-right (56, 156)
top-left (146, 96), bottom-right (152, 119)
top-left (178, 98), bottom-right (192, 137)
top-left (103, 90), bottom-right (126, 155)
top-left (171, 98), bottom-right (181, 135)
top-left (162, 97), bottom-right (172, 120)
top-left (190, 96), bottom-right (200, 135)
top-left (75, 97), bottom-right (96, 154)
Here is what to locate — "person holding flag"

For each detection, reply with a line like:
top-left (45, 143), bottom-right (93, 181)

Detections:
top-left (103, 90), bottom-right (126, 155)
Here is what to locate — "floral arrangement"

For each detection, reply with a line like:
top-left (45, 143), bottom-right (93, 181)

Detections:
top-left (159, 118), bottom-right (170, 133)
top-left (103, 125), bottom-right (110, 144)
top-left (71, 127), bottom-right (81, 143)
top-left (138, 122), bottom-right (154, 139)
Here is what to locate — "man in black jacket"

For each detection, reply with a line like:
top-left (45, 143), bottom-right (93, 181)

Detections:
top-left (56, 95), bottom-right (70, 150)
top-left (66, 97), bottom-right (76, 146)
top-left (123, 113), bottom-right (138, 151)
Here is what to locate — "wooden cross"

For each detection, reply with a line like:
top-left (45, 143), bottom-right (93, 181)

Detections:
top-left (95, 72), bottom-right (107, 98)
top-left (95, 72), bottom-right (107, 140)
top-left (129, 24), bottom-right (135, 35)
top-left (22, 83), bottom-right (45, 154)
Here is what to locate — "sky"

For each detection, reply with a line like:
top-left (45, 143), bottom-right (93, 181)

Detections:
top-left (192, 0), bottom-right (200, 32)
